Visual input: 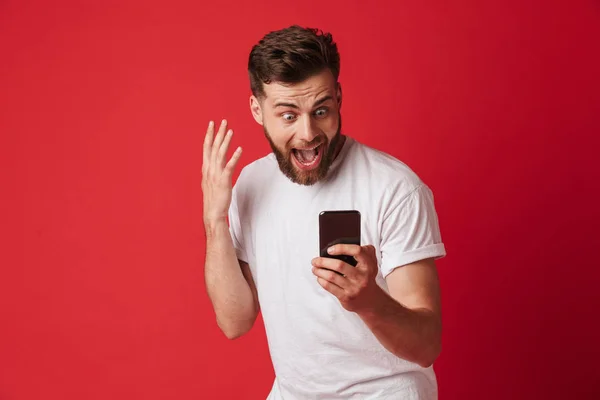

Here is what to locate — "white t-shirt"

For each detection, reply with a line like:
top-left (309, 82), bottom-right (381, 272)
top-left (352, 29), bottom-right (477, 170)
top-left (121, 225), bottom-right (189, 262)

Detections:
top-left (228, 136), bottom-right (446, 399)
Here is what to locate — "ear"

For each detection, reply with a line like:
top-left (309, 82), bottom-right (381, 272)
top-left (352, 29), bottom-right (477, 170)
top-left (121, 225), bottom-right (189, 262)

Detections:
top-left (249, 95), bottom-right (264, 126)
top-left (336, 82), bottom-right (343, 110)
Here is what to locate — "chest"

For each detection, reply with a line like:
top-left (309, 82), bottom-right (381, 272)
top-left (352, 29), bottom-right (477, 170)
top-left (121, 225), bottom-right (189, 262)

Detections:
top-left (246, 181), bottom-right (382, 276)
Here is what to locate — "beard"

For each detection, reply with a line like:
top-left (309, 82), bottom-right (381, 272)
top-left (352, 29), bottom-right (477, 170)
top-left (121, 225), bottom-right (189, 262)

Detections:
top-left (264, 115), bottom-right (343, 186)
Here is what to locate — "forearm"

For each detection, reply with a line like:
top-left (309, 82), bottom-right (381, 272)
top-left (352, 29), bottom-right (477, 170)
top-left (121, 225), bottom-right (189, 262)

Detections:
top-left (357, 287), bottom-right (441, 368)
top-left (204, 218), bottom-right (257, 338)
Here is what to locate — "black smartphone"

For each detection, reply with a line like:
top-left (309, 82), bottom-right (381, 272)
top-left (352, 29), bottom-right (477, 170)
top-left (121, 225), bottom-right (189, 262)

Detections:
top-left (319, 210), bottom-right (361, 267)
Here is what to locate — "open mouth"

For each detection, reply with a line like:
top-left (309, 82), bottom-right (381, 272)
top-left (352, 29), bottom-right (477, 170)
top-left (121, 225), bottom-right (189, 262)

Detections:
top-left (291, 143), bottom-right (324, 171)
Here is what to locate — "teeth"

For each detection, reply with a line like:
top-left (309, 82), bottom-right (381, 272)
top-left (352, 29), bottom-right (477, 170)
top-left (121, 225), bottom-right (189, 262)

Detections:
top-left (295, 146), bottom-right (319, 164)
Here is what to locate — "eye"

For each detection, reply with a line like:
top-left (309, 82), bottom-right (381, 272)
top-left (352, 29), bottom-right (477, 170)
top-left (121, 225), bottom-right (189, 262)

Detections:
top-left (282, 113), bottom-right (296, 122)
top-left (314, 108), bottom-right (329, 118)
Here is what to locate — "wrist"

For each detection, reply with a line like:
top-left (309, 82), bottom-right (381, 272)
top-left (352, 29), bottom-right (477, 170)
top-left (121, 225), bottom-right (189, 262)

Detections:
top-left (354, 285), bottom-right (389, 319)
top-left (203, 216), bottom-right (228, 237)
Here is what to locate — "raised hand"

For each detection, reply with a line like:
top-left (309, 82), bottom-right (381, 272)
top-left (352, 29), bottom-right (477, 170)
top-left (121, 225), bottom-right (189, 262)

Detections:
top-left (202, 119), bottom-right (242, 225)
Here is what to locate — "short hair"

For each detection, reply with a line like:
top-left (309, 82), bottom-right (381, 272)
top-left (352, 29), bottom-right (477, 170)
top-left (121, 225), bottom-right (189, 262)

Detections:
top-left (248, 25), bottom-right (340, 99)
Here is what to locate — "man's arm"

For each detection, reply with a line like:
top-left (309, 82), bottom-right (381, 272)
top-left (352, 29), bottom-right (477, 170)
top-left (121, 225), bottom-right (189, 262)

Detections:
top-left (204, 219), bottom-right (259, 340)
top-left (312, 245), bottom-right (442, 368)
top-left (202, 119), bottom-right (259, 340)
top-left (356, 257), bottom-right (442, 368)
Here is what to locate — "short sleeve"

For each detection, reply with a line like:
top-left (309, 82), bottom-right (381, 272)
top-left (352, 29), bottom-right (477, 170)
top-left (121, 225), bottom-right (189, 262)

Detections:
top-left (228, 185), bottom-right (249, 264)
top-left (379, 184), bottom-right (446, 277)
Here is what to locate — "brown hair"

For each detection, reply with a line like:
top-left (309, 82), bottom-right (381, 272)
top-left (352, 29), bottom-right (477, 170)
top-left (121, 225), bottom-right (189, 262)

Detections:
top-left (248, 25), bottom-right (340, 99)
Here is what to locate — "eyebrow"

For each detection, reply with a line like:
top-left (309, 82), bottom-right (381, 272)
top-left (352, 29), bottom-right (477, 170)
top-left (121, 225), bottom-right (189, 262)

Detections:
top-left (273, 95), bottom-right (334, 109)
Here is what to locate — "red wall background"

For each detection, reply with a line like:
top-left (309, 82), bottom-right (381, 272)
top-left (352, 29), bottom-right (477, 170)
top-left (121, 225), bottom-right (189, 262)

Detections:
top-left (1, 1), bottom-right (599, 399)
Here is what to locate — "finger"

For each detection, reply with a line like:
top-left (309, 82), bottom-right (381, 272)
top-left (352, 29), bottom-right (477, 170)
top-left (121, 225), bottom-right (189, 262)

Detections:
top-left (353, 245), bottom-right (377, 266)
top-left (312, 257), bottom-right (354, 278)
top-left (217, 129), bottom-right (234, 168)
top-left (327, 244), bottom-right (374, 266)
top-left (312, 266), bottom-right (348, 288)
top-left (202, 120), bottom-right (214, 175)
top-left (326, 244), bottom-right (362, 257)
top-left (211, 119), bottom-right (228, 168)
top-left (223, 147), bottom-right (242, 177)
top-left (316, 277), bottom-right (345, 298)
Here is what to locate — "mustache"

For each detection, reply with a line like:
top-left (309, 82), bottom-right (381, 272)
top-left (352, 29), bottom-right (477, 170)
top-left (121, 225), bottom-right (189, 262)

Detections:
top-left (288, 136), bottom-right (326, 150)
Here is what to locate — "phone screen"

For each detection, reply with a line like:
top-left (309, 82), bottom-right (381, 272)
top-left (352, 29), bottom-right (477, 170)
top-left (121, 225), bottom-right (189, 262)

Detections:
top-left (319, 210), bottom-right (361, 267)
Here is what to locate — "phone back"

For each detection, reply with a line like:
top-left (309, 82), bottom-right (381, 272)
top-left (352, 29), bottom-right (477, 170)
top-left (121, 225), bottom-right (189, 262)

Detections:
top-left (319, 210), bottom-right (361, 267)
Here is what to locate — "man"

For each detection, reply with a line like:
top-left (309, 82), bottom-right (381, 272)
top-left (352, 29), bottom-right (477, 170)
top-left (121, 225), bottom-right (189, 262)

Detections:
top-left (203, 25), bottom-right (446, 399)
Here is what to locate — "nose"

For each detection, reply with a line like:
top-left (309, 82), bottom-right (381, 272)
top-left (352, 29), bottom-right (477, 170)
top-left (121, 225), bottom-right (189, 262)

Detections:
top-left (297, 116), bottom-right (319, 143)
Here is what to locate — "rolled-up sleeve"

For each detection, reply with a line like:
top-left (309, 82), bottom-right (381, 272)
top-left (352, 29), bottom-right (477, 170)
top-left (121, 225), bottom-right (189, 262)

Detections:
top-left (379, 184), bottom-right (446, 277)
